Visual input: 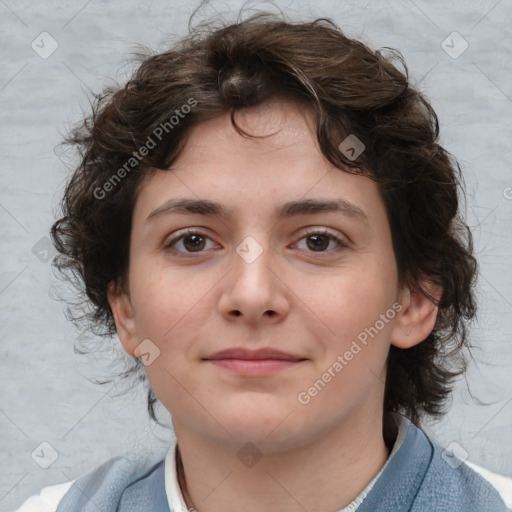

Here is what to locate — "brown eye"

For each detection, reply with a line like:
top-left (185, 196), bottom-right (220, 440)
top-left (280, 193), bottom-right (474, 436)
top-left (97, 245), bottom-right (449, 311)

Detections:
top-left (295, 229), bottom-right (348, 255)
top-left (306, 234), bottom-right (330, 251)
top-left (165, 230), bottom-right (216, 255)
top-left (182, 234), bottom-right (206, 252)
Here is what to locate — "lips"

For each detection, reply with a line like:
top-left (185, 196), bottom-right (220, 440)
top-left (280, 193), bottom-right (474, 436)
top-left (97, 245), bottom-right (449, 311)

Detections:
top-left (203, 347), bottom-right (307, 376)
top-left (204, 347), bottom-right (306, 362)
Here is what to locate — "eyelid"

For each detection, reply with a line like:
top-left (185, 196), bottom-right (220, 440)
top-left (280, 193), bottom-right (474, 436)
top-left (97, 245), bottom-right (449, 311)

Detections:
top-left (292, 227), bottom-right (350, 252)
top-left (163, 228), bottom-right (219, 255)
top-left (164, 226), bottom-right (350, 255)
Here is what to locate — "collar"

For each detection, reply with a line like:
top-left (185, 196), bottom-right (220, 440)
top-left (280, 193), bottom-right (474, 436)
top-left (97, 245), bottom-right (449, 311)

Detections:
top-left (164, 412), bottom-right (410, 511)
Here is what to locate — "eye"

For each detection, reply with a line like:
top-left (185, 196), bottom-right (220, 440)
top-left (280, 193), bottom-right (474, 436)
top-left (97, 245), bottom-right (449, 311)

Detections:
top-left (294, 228), bottom-right (349, 254)
top-left (164, 227), bottom-right (349, 256)
top-left (164, 229), bottom-right (217, 254)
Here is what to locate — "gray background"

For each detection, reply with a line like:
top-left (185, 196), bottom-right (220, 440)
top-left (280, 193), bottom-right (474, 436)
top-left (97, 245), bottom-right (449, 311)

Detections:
top-left (1, 0), bottom-right (511, 510)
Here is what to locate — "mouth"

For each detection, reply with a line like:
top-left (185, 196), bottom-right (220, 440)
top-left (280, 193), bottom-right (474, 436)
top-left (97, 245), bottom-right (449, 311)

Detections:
top-left (203, 347), bottom-right (307, 376)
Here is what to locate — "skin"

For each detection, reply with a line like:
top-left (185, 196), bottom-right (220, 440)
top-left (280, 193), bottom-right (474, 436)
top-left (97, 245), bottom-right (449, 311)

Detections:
top-left (108, 98), bottom-right (440, 512)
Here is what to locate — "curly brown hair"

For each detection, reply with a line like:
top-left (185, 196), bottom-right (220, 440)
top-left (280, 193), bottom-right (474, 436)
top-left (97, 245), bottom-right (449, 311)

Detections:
top-left (50, 11), bottom-right (477, 427)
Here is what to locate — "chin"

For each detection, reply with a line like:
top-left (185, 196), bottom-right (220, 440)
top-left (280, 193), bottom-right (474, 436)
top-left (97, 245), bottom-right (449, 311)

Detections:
top-left (218, 408), bottom-right (307, 450)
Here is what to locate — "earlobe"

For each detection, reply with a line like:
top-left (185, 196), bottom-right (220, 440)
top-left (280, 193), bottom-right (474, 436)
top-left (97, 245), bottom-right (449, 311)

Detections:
top-left (107, 280), bottom-right (138, 357)
top-left (390, 282), bottom-right (442, 349)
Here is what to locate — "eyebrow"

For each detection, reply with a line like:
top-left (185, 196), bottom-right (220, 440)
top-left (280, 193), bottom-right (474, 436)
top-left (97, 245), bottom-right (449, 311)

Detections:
top-left (146, 197), bottom-right (369, 224)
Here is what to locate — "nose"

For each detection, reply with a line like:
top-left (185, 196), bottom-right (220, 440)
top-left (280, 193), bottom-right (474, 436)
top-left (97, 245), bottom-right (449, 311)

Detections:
top-left (217, 235), bottom-right (291, 326)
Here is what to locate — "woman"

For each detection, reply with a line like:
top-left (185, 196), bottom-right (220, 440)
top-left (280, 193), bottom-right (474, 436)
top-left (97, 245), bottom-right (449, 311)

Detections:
top-left (15, 10), bottom-right (512, 512)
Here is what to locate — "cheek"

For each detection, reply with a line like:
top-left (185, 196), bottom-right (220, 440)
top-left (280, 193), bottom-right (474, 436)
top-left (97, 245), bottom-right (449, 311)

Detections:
top-left (130, 268), bottom-right (216, 402)
top-left (129, 263), bottom-right (216, 343)
top-left (296, 265), bottom-right (397, 412)
top-left (295, 257), bottom-right (396, 344)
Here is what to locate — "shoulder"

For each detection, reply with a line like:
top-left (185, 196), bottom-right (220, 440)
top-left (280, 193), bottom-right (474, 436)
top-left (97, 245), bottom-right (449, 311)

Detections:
top-left (12, 452), bottom-right (167, 512)
top-left (55, 453), bottom-right (167, 510)
top-left (11, 480), bottom-right (75, 512)
top-left (413, 428), bottom-right (512, 512)
top-left (465, 460), bottom-right (512, 511)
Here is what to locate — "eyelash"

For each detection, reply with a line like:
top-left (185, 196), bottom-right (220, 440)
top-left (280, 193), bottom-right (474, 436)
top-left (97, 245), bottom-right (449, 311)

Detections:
top-left (164, 227), bottom-right (349, 257)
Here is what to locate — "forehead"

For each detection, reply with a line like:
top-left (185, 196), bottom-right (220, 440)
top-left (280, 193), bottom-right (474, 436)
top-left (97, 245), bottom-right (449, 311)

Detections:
top-left (133, 99), bottom-right (386, 227)
top-left (176, 98), bottom-right (320, 167)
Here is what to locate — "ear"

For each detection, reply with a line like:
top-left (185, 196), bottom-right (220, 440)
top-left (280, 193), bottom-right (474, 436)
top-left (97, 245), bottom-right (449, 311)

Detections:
top-left (390, 280), bottom-right (442, 349)
top-left (107, 280), bottom-right (138, 357)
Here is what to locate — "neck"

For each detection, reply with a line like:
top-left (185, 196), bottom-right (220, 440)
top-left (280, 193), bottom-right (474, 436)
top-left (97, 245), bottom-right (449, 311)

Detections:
top-left (174, 411), bottom-right (395, 512)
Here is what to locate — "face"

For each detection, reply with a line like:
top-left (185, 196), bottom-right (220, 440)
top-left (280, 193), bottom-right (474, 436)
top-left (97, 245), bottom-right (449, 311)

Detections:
top-left (110, 99), bottom-right (414, 453)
